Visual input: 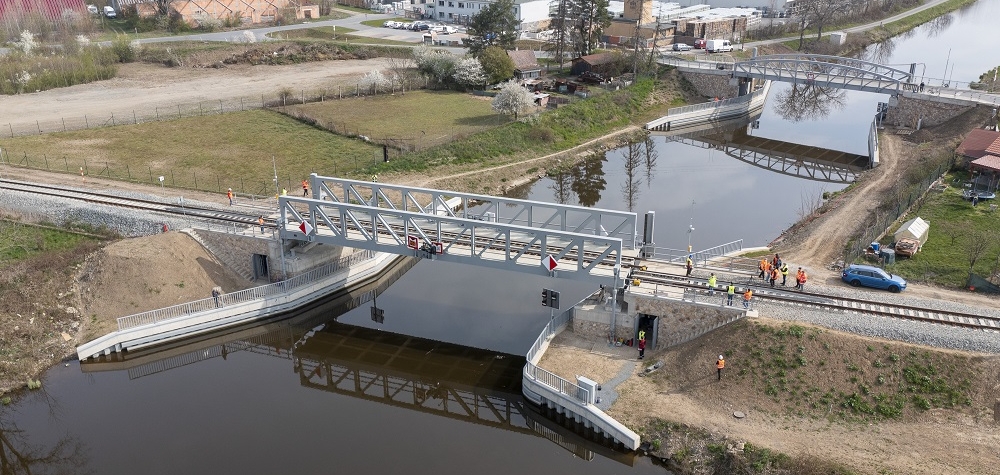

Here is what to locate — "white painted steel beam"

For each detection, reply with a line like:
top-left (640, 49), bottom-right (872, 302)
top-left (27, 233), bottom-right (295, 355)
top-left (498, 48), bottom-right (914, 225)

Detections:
top-left (308, 176), bottom-right (639, 250)
top-left (279, 197), bottom-right (628, 283)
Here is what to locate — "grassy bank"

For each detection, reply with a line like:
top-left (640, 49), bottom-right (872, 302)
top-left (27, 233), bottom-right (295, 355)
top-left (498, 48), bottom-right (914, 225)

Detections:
top-left (268, 26), bottom-right (418, 46)
top-left (887, 171), bottom-right (1000, 288)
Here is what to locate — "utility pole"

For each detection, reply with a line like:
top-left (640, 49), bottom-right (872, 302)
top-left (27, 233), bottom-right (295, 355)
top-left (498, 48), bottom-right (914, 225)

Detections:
top-left (632, 20), bottom-right (641, 78)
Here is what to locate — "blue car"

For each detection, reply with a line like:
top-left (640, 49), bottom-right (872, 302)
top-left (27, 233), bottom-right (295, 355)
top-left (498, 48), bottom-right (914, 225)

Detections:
top-left (841, 264), bottom-right (907, 293)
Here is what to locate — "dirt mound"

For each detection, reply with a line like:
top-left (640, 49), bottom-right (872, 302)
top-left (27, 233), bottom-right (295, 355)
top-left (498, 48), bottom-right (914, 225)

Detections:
top-left (906, 105), bottom-right (997, 144)
top-left (75, 232), bottom-right (250, 341)
top-left (220, 43), bottom-right (369, 67)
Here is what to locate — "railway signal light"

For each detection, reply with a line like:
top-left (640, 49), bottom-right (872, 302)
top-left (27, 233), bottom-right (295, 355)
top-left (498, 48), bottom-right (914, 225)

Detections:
top-left (541, 289), bottom-right (560, 309)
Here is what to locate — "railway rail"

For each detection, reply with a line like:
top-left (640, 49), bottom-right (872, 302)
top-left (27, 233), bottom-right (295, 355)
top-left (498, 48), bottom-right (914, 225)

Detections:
top-left (629, 269), bottom-right (1000, 333)
top-left (0, 178), bottom-right (276, 228)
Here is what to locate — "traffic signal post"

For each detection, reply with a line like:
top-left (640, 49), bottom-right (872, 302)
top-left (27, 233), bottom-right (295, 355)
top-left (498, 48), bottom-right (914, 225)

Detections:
top-left (542, 288), bottom-right (560, 319)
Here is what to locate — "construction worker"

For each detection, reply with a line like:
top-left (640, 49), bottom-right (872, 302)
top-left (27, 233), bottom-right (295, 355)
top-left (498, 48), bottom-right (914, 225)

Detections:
top-left (726, 282), bottom-right (736, 306)
top-left (371, 174), bottom-right (378, 183)
top-left (769, 267), bottom-right (779, 288)
top-left (302, 179), bottom-right (309, 197)
top-left (771, 253), bottom-right (781, 271)
top-left (796, 268), bottom-right (808, 291)
top-left (281, 188), bottom-right (287, 196)
top-left (780, 262), bottom-right (789, 286)
top-left (258, 215), bottom-right (265, 234)
top-left (758, 258), bottom-right (767, 280)
top-left (227, 188), bottom-right (234, 206)
top-left (743, 288), bottom-right (753, 309)
top-left (707, 272), bottom-right (717, 295)
top-left (716, 355), bottom-right (725, 381)
top-left (686, 255), bottom-right (693, 276)
top-left (638, 329), bottom-right (646, 341)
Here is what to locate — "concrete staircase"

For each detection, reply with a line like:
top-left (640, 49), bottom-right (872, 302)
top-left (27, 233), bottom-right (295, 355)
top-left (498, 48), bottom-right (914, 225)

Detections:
top-left (183, 229), bottom-right (255, 282)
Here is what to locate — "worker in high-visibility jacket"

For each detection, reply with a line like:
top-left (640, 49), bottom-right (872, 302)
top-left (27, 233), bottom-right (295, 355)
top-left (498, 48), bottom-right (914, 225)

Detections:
top-left (796, 268), bottom-right (808, 291)
top-left (780, 263), bottom-right (789, 286)
top-left (716, 355), bottom-right (725, 381)
top-left (743, 288), bottom-right (753, 309)
top-left (726, 283), bottom-right (736, 306)
top-left (707, 273), bottom-right (717, 296)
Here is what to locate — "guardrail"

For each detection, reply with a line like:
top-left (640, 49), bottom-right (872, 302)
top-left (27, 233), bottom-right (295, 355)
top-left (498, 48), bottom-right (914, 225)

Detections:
top-left (117, 250), bottom-right (376, 331)
top-left (524, 311), bottom-right (589, 405)
top-left (646, 81), bottom-right (771, 131)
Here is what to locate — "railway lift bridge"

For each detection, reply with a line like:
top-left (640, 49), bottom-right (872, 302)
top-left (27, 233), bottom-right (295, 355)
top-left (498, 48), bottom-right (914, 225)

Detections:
top-left (278, 175), bottom-right (656, 287)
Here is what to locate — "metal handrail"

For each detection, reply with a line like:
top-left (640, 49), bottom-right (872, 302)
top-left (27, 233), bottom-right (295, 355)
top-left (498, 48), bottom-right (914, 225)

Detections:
top-left (524, 311), bottom-right (589, 405)
top-left (116, 250), bottom-right (376, 330)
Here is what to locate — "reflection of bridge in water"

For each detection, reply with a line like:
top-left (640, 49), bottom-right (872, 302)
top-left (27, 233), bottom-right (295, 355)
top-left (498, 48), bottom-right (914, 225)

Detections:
top-left (651, 114), bottom-right (870, 184)
top-left (80, 266), bottom-right (635, 465)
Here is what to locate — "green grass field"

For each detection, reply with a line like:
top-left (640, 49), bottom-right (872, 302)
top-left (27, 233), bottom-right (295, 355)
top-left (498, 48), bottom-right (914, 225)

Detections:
top-left (286, 90), bottom-right (501, 149)
top-left (1, 110), bottom-right (380, 194)
top-left (887, 173), bottom-right (1000, 289)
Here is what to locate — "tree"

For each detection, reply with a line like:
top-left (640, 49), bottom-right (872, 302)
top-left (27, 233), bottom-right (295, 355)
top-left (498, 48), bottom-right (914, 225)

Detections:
top-left (491, 80), bottom-right (534, 119)
top-left (359, 69), bottom-right (391, 94)
top-left (413, 46), bottom-right (458, 86)
top-left (479, 46), bottom-right (515, 84)
top-left (773, 82), bottom-right (847, 122)
top-left (466, 0), bottom-right (518, 56)
top-left (547, 0), bottom-right (573, 71)
top-left (573, 0), bottom-right (611, 57)
top-left (453, 57), bottom-right (487, 89)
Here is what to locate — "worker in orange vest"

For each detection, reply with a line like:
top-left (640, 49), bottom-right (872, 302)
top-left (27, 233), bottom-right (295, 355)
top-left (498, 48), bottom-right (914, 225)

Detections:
top-left (226, 188), bottom-right (234, 206)
top-left (716, 355), bottom-right (725, 380)
top-left (758, 258), bottom-right (767, 280)
top-left (742, 288), bottom-right (752, 309)
top-left (762, 260), bottom-right (772, 284)
top-left (769, 267), bottom-right (779, 288)
top-left (796, 268), bottom-right (808, 291)
top-left (302, 179), bottom-right (309, 197)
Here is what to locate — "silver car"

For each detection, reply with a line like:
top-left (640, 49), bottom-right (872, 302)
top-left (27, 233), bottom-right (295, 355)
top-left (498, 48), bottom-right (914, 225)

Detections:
top-left (673, 43), bottom-right (693, 51)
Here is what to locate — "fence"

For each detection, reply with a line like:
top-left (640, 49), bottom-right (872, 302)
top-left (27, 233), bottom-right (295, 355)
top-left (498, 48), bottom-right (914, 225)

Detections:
top-left (840, 162), bottom-right (948, 268)
top-left (4, 81), bottom-right (424, 139)
top-left (645, 240), bottom-right (756, 273)
top-left (116, 250), bottom-right (376, 331)
top-left (524, 310), bottom-right (590, 406)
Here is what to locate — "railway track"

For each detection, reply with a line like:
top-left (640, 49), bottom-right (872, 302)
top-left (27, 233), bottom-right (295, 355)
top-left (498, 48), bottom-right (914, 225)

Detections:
top-left (630, 268), bottom-right (1000, 332)
top-left (0, 178), bottom-right (275, 227)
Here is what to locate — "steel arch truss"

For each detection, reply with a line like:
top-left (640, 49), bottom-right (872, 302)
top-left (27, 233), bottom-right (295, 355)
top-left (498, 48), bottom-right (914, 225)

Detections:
top-left (279, 197), bottom-right (625, 283)
top-left (310, 175), bottom-right (638, 250)
top-left (668, 137), bottom-right (861, 183)
top-left (734, 54), bottom-right (912, 95)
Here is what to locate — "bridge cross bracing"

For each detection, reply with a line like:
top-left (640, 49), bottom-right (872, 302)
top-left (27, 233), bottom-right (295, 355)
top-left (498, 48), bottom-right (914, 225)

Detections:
top-left (732, 54), bottom-right (913, 95)
top-left (280, 177), bottom-right (639, 284)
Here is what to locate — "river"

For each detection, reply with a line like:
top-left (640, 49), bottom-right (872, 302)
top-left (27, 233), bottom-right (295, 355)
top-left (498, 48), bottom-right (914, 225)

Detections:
top-left (4, 3), bottom-right (998, 473)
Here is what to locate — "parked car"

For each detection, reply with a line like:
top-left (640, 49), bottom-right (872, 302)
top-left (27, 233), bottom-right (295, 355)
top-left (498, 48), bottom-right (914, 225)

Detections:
top-left (841, 264), bottom-right (907, 292)
top-left (672, 43), bottom-right (692, 51)
top-left (87, 4), bottom-right (99, 14)
top-left (103, 5), bottom-right (116, 17)
top-left (694, 38), bottom-right (706, 49)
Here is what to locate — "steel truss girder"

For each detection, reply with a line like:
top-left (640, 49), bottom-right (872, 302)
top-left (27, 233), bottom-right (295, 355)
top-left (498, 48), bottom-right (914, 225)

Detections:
top-left (298, 357), bottom-right (529, 431)
top-left (279, 197), bottom-right (624, 283)
top-left (668, 136), bottom-right (860, 183)
top-left (309, 175), bottom-right (639, 250)
top-left (734, 54), bottom-right (912, 95)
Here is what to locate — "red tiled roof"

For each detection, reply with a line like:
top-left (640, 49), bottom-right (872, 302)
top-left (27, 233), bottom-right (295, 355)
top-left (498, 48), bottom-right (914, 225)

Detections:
top-left (0, 0), bottom-right (86, 20)
top-left (956, 129), bottom-right (1000, 159)
top-left (971, 155), bottom-right (1000, 172)
top-left (575, 53), bottom-right (616, 66)
top-left (986, 137), bottom-right (1000, 156)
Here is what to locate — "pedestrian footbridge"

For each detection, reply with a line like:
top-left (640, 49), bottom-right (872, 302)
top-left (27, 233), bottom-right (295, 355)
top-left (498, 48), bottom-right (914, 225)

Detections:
top-left (279, 176), bottom-right (641, 284)
top-left (732, 54), bottom-right (914, 95)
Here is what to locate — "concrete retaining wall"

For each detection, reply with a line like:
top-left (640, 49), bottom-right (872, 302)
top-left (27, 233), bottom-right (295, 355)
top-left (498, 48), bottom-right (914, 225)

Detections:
top-left (884, 93), bottom-right (977, 129)
top-left (681, 71), bottom-right (739, 99)
top-left (190, 229), bottom-right (350, 282)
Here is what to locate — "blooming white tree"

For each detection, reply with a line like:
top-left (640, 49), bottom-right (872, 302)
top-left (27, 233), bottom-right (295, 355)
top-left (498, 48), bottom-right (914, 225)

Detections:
top-left (15, 30), bottom-right (37, 55)
top-left (360, 69), bottom-right (391, 94)
top-left (413, 46), bottom-right (457, 85)
top-left (452, 57), bottom-right (487, 89)
top-left (491, 80), bottom-right (534, 119)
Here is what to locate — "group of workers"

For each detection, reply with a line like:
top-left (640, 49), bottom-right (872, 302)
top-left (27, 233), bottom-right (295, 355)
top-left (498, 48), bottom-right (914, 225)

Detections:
top-left (693, 254), bottom-right (809, 310)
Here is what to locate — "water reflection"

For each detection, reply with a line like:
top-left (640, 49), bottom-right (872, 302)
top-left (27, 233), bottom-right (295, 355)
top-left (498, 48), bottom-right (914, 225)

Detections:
top-left (772, 83), bottom-right (848, 122)
top-left (571, 154), bottom-right (607, 207)
top-left (921, 13), bottom-right (953, 37)
top-left (0, 391), bottom-right (87, 475)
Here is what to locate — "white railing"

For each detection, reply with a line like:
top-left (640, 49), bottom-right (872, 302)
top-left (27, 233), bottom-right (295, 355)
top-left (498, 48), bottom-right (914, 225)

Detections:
top-left (524, 311), bottom-right (589, 405)
top-left (646, 81), bottom-right (771, 130)
top-left (116, 250), bottom-right (376, 331)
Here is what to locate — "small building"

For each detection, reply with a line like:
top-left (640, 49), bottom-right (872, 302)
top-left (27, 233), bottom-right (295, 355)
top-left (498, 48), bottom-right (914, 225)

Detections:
top-left (955, 129), bottom-right (1000, 168)
top-left (125, 0), bottom-right (320, 25)
top-left (532, 92), bottom-right (549, 107)
top-left (508, 49), bottom-right (541, 80)
top-left (970, 155), bottom-right (1000, 176)
top-left (571, 53), bottom-right (617, 76)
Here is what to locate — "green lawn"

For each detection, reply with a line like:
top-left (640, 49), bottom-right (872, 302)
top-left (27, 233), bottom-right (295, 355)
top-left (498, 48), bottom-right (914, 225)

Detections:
top-left (286, 90), bottom-right (501, 149)
top-left (887, 172), bottom-right (1000, 289)
top-left (1, 110), bottom-right (380, 195)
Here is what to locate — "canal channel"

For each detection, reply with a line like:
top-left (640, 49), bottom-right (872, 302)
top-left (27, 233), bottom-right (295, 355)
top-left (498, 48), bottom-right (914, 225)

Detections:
top-left (6, 3), bottom-right (999, 473)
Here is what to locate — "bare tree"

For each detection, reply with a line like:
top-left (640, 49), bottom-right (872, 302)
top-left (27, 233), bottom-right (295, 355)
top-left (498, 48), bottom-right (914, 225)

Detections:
top-left (0, 392), bottom-right (88, 474)
top-left (966, 229), bottom-right (996, 275)
top-left (621, 138), bottom-right (643, 212)
top-left (643, 133), bottom-right (658, 186)
top-left (773, 82), bottom-right (847, 122)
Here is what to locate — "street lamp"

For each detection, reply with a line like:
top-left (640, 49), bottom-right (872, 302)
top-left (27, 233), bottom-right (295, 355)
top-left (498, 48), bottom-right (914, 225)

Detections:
top-left (687, 199), bottom-right (695, 253)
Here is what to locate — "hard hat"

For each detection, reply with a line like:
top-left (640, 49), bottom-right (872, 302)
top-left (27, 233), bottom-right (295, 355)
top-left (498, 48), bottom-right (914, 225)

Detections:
top-left (718, 355), bottom-right (724, 360)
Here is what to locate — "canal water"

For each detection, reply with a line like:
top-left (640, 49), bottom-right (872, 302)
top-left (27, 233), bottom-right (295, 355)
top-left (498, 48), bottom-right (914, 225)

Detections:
top-left (6, 3), bottom-right (998, 473)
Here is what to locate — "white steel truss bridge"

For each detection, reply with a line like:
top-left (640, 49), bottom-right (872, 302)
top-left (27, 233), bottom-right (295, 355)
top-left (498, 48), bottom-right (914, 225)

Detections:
top-left (279, 176), bottom-right (640, 284)
top-left (733, 54), bottom-right (914, 95)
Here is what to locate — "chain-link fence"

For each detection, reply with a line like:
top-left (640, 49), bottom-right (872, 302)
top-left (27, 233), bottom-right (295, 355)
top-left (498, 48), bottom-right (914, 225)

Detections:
top-left (840, 162), bottom-right (948, 268)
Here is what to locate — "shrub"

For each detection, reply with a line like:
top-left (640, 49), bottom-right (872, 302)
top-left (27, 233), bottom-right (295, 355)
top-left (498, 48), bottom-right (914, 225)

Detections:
top-left (111, 34), bottom-right (140, 63)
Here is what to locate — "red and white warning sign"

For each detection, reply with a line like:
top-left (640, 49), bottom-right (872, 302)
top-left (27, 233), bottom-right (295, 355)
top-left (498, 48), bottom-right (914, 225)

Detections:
top-left (407, 235), bottom-right (419, 249)
top-left (299, 221), bottom-right (314, 235)
top-left (542, 254), bottom-right (558, 272)
top-left (433, 241), bottom-right (444, 254)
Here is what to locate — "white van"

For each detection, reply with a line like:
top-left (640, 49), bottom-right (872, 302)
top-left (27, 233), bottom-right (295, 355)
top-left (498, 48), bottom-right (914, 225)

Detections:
top-left (705, 39), bottom-right (733, 53)
top-left (103, 5), bottom-right (116, 18)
